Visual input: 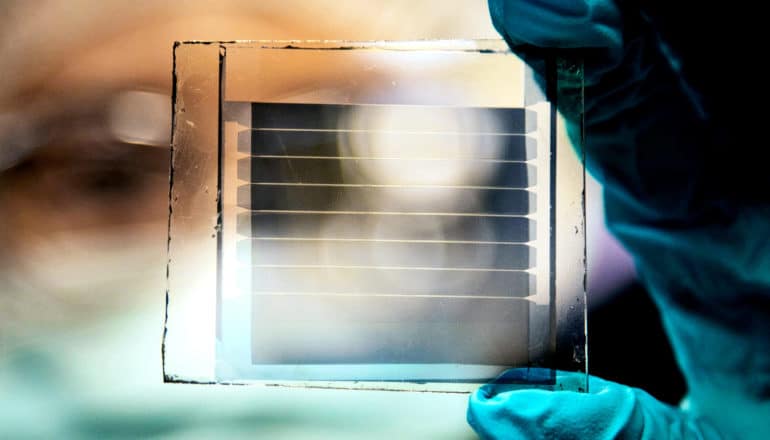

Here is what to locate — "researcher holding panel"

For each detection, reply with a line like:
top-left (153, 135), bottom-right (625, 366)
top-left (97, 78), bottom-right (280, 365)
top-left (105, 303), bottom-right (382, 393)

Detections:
top-left (468, 1), bottom-right (770, 439)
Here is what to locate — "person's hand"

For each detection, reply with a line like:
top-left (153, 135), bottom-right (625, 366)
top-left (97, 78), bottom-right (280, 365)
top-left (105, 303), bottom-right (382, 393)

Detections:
top-left (468, 369), bottom-right (719, 439)
top-left (469, 1), bottom-right (770, 438)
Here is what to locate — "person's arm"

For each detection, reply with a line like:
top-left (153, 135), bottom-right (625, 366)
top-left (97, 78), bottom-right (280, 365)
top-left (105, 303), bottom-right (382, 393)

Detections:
top-left (468, 1), bottom-right (770, 438)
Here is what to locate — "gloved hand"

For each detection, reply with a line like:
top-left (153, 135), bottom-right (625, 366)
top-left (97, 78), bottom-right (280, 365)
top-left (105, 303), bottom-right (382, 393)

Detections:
top-left (468, 368), bottom-right (719, 439)
top-left (468, 1), bottom-right (770, 438)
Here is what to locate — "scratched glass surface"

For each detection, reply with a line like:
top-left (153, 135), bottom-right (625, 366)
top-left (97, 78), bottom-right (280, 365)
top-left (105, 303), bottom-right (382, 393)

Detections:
top-left (165, 41), bottom-right (585, 392)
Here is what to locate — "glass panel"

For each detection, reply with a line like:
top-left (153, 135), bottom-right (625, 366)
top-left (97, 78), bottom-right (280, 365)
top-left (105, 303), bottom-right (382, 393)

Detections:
top-left (165, 40), bottom-right (585, 392)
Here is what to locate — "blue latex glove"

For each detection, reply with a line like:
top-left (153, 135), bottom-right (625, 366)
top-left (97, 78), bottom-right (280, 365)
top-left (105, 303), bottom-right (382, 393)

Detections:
top-left (469, 369), bottom-right (720, 438)
top-left (469, 1), bottom-right (770, 438)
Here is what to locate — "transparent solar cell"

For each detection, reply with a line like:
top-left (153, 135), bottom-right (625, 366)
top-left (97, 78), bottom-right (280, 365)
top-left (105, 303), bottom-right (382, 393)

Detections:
top-left (165, 40), bottom-right (585, 392)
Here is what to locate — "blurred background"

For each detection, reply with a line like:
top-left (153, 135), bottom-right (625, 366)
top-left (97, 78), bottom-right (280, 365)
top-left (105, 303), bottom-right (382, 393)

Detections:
top-left (0, 0), bottom-right (683, 437)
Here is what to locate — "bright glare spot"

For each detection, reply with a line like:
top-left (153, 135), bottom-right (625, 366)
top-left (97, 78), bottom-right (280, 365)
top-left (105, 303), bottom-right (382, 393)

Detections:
top-left (340, 104), bottom-right (502, 210)
top-left (108, 90), bottom-right (171, 146)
